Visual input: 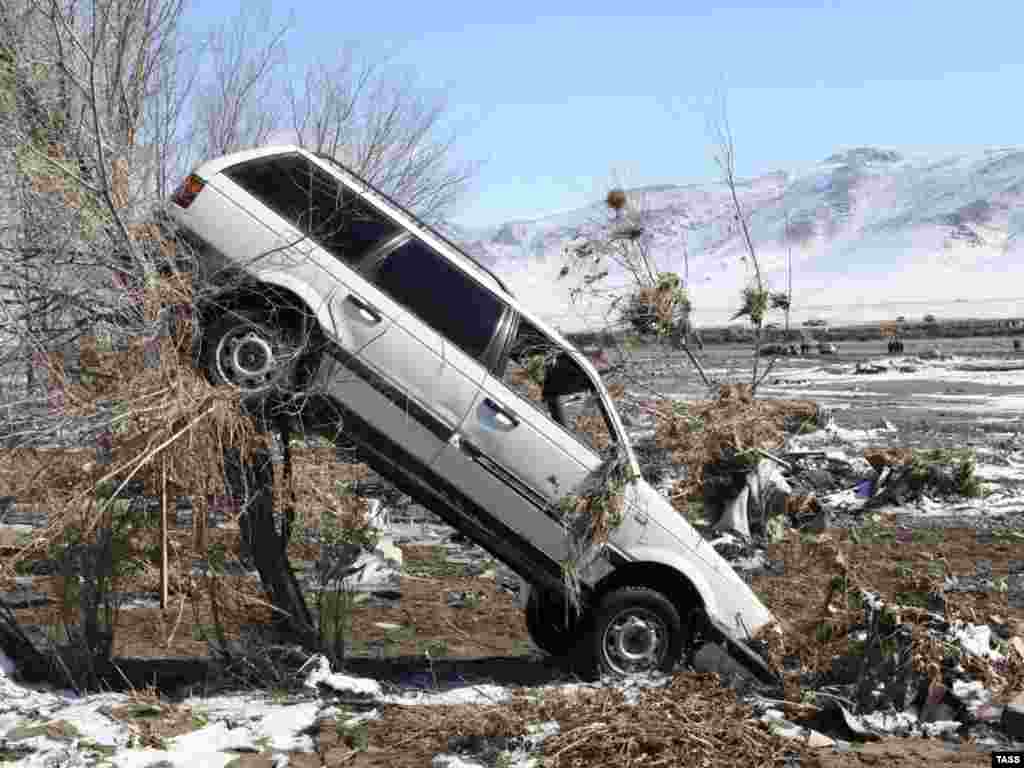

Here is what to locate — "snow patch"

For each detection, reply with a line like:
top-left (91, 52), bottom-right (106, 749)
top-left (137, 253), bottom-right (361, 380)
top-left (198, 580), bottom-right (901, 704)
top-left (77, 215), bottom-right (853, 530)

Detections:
top-left (385, 684), bottom-right (510, 707)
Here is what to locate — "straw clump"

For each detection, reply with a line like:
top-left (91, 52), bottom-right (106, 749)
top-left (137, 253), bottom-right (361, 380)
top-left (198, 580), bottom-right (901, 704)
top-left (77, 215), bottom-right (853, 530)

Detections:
top-left (0, 273), bottom-right (272, 573)
top-left (365, 672), bottom-right (808, 768)
top-left (655, 383), bottom-right (819, 502)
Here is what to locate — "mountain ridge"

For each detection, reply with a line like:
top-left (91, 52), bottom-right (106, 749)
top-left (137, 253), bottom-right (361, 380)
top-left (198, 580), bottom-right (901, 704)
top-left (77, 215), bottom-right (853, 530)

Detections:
top-left (448, 146), bottom-right (1024, 330)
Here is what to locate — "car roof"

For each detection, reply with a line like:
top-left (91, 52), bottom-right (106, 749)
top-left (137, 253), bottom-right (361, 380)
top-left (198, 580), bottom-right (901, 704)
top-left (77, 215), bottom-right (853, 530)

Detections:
top-left (195, 145), bottom-right (513, 297)
top-left (193, 145), bottom-right (586, 362)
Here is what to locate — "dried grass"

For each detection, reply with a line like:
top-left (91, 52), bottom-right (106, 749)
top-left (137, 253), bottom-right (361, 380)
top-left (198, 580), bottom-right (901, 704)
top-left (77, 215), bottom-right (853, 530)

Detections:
top-left (655, 383), bottom-right (819, 502)
top-left (751, 529), bottom-right (1024, 706)
top-left (366, 673), bottom-right (807, 768)
top-left (0, 273), bottom-right (271, 575)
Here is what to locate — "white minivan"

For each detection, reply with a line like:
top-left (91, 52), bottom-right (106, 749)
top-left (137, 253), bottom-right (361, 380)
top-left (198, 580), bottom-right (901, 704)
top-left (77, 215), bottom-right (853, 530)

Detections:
top-left (168, 146), bottom-right (777, 679)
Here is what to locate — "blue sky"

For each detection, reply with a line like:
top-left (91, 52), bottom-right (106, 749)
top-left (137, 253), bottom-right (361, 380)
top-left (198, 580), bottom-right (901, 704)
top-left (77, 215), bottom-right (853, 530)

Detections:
top-left (188, 1), bottom-right (1024, 228)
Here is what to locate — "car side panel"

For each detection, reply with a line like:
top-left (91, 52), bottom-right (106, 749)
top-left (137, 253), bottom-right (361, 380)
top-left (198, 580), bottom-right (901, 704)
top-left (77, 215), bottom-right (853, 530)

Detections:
top-left (183, 174), bottom-right (393, 355)
top-left (299, 391), bottom-right (570, 597)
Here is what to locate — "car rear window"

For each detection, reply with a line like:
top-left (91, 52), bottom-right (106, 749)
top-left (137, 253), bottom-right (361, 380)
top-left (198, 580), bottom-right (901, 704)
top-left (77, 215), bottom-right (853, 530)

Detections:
top-left (372, 238), bottom-right (504, 359)
top-left (226, 154), bottom-right (400, 266)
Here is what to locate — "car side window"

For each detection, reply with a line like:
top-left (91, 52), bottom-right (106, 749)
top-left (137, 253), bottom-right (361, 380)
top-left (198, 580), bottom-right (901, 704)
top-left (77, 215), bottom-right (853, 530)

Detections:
top-left (226, 155), bottom-right (399, 266)
top-left (501, 319), bottom-right (615, 455)
top-left (370, 238), bottom-right (503, 359)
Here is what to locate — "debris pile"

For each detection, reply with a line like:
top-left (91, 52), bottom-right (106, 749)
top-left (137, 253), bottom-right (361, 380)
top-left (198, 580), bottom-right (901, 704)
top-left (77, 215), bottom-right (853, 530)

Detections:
top-left (653, 382), bottom-right (821, 501)
top-left (635, 384), bottom-right (1024, 753)
top-left (366, 670), bottom-right (809, 768)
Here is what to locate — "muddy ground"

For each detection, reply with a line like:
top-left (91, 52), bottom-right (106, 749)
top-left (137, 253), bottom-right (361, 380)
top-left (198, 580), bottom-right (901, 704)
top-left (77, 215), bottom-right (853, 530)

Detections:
top-left (640, 335), bottom-right (1024, 434)
top-left (2, 335), bottom-right (1024, 766)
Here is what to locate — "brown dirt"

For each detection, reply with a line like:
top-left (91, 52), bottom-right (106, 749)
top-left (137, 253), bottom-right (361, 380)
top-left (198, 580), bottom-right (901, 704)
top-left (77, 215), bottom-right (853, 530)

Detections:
top-left (349, 545), bottom-right (530, 657)
top-left (810, 739), bottom-right (994, 767)
top-left (5, 543), bottom-right (530, 661)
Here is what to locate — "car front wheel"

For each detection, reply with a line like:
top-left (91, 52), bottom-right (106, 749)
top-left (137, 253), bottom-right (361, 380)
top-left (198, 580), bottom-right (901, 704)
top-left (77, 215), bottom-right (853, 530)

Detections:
top-left (588, 586), bottom-right (685, 677)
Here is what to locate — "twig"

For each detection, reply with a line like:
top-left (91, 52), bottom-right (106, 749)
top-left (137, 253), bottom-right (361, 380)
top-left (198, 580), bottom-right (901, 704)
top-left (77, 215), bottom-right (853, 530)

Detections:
top-left (754, 449), bottom-right (792, 472)
top-left (549, 723), bottom-right (608, 759)
top-left (84, 403), bottom-right (217, 536)
top-left (165, 592), bottom-right (186, 649)
top-left (441, 616), bottom-right (508, 652)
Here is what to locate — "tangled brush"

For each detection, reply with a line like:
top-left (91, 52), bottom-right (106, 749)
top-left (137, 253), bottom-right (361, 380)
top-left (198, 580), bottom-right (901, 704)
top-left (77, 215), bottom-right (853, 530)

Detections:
top-left (0, 272), bottom-right (273, 573)
top-left (655, 383), bottom-right (820, 502)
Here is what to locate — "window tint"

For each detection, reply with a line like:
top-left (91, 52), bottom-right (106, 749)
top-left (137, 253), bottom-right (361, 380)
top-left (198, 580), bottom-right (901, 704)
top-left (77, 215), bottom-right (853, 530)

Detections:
top-left (372, 239), bottom-right (503, 359)
top-left (226, 155), bottom-right (399, 266)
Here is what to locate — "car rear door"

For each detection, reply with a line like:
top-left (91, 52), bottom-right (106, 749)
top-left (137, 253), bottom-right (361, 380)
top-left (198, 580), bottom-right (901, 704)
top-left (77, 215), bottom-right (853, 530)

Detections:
top-left (220, 153), bottom-right (397, 356)
top-left (222, 153), bottom-right (480, 466)
top-left (321, 233), bottom-right (500, 468)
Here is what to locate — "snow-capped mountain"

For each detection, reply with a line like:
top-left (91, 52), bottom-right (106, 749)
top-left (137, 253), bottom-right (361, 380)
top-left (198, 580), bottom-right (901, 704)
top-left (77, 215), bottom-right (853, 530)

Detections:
top-left (447, 147), bottom-right (1024, 331)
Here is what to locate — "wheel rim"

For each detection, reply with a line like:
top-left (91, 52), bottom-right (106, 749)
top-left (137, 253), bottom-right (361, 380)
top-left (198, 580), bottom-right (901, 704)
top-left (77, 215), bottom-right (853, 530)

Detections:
top-left (602, 607), bottom-right (668, 675)
top-left (215, 325), bottom-right (292, 392)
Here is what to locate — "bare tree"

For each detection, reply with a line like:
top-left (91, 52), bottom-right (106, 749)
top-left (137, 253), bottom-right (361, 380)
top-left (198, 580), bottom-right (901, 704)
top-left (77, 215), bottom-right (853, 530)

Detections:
top-left (0, 0), bottom-right (192, 379)
top-left (0, 0), bottom-right (204, 684)
top-left (1, 0), bottom-right (492, 683)
top-left (187, 2), bottom-right (291, 163)
top-left (708, 94), bottom-right (789, 393)
top-left (142, 10), bottom-right (205, 201)
top-left (287, 47), bottom-right (477, 222)
top-left (558, 183), bottom-right (714, 394)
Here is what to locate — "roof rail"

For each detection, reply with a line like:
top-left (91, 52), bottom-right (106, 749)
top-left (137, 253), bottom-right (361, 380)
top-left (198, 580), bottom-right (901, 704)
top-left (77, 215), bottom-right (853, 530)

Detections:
top-left (312, 152), bottom-right (513, 297)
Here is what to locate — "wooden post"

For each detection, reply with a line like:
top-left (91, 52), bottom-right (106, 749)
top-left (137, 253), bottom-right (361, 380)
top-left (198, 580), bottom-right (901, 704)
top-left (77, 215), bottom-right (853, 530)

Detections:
top-left (160, 457), bottom-right (169, 610)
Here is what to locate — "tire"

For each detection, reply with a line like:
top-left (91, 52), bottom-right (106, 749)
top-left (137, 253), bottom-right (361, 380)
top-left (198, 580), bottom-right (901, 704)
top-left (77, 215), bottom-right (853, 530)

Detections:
top-left (525, 589), bottom-right (579, 657)
top-left (587, 586), bottom-right (685, 677)
top-left (201, 307), bottom-right (310, 396)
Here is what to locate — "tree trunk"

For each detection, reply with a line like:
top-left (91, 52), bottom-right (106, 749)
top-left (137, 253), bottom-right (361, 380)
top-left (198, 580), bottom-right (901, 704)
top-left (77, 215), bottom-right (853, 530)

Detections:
top-left (226, 440), bottom-right (318, 649)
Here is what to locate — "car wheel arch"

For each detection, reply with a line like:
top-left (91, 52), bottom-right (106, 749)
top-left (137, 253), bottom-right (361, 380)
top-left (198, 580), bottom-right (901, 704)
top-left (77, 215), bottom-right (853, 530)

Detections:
top-left (195, 278), bottom-right (330, 392)
top-left (198, 277), bottom-right (325, 347)
top-left (592, 557), bottom-right (714, 629)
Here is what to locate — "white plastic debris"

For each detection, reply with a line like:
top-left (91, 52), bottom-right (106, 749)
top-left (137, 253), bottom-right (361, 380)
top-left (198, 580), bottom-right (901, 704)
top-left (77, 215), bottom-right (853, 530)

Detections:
top-left (432, 756), bottom-right (489, 768)
top-left (861, 710), bottom-right (918, 735)
top-left (952, 679), bottom-right (990, 703)
top-left (708, 532), bottom-right (741, 548)
top-left (920, 720), bottom-right (961, 738)
top-left (951, 622), bottom-right (1004, 660)
top-left (365, 498), bottom-right (392, 531)
top-left (304, 655), bottom-right (382, 698)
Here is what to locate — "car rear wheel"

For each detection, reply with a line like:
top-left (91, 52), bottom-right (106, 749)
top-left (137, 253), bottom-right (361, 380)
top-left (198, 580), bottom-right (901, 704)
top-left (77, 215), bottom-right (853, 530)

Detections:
top-left (588, 586), bottom-right (685, 677)
top-left (202, 308), bottom-right (310, 395)
top-left (525, 589), bottom-right (579, 657)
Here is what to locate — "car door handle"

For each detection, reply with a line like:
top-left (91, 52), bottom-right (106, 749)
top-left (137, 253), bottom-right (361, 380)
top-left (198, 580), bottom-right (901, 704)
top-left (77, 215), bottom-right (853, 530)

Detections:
top-left (454, 434), bottom-right (483, 459)
top-left (483, 397), bottom-right (519, 428)
top-left (345, 294), bottom-right (382, 324)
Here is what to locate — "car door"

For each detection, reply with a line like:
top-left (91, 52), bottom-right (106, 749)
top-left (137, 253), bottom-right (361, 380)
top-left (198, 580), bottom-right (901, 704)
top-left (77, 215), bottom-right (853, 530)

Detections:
top-left (224, 153), bottom-right (483, 466)
top-left (431, 315), bottom-right (608, 563)
top-left (221, 153), bottom-right (397, 356)
top-left (333, 234), bottom-right (501, 467)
